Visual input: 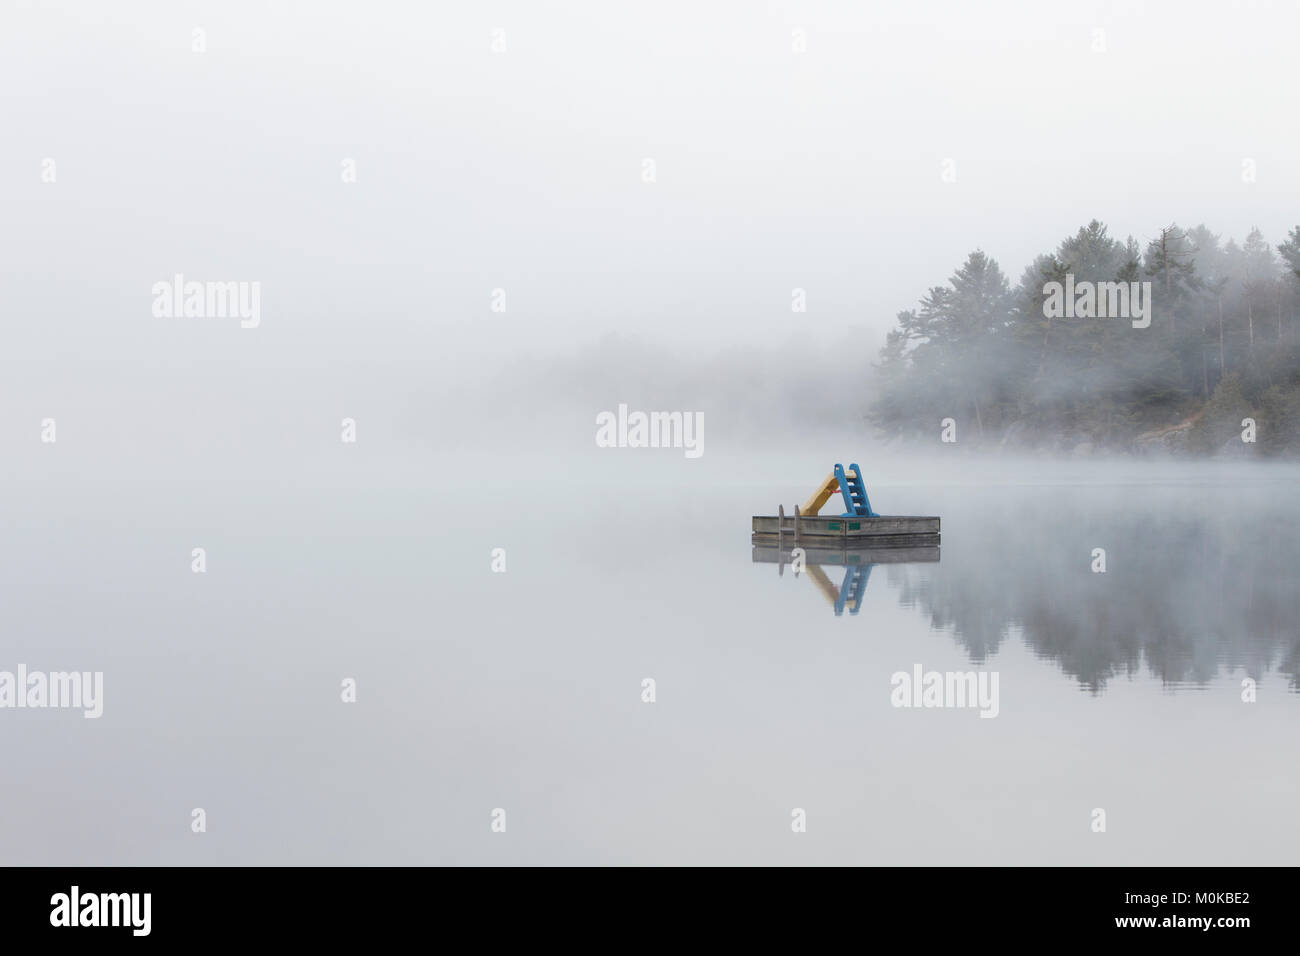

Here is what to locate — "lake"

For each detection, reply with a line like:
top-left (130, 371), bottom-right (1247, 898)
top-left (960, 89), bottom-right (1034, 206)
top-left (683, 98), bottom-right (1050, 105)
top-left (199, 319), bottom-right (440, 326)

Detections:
top-left (3, 456), bottom-right (1297, 864)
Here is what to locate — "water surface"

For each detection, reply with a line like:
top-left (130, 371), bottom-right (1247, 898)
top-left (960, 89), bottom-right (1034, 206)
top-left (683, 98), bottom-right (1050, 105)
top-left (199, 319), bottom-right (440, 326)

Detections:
top-left (2, 460), bottom-right (1296, 864)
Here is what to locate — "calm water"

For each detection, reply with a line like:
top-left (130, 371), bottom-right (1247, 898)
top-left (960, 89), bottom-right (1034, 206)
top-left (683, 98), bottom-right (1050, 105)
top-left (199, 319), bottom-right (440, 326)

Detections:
top-left (3, 459), bottom-right (1297, 864)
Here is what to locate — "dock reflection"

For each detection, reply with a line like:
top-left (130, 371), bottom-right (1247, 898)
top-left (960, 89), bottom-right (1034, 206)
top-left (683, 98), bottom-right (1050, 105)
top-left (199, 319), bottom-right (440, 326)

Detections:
top-left (752, 543), bottom-right (940, 616)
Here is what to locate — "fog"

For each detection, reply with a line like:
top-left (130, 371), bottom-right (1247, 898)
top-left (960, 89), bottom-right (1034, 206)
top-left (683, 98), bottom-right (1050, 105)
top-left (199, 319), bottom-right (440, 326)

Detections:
top-left (4, 2), bottom-right (1300, 867)
top-left (5, 0), bottom-right (1300, 452)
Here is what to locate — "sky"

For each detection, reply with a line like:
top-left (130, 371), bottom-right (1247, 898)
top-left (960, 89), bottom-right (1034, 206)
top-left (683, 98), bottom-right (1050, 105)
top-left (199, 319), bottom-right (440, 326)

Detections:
top-left (1, 0), bottom-right (1297, 447)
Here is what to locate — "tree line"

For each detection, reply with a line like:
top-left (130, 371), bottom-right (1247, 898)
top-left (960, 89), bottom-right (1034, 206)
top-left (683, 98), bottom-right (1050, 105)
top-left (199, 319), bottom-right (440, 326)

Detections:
top-left (869, 220), bottom-right (1300, 455)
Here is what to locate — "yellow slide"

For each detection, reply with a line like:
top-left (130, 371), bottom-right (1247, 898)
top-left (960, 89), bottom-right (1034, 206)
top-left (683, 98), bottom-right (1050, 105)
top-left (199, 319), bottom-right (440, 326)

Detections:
top-left (800, 469), bottom-right (856, 517)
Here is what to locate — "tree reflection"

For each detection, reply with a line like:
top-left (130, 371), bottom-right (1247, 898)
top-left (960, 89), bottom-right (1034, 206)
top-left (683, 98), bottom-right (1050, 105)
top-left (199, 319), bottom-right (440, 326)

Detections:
top-left (884, 492), bottom-right (1300, 693)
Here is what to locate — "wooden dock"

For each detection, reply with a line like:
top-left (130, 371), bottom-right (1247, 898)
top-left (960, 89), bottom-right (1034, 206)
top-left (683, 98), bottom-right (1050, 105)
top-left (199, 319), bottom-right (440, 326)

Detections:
top-left (751, 510), bottom-right (940, 549)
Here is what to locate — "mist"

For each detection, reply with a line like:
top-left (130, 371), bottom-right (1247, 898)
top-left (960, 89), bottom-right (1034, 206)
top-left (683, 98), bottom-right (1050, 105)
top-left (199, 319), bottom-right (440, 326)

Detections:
top-left (5, 0), bottom-right (1300, 466)
top-left (4, 1), bottom-right (1300, 875)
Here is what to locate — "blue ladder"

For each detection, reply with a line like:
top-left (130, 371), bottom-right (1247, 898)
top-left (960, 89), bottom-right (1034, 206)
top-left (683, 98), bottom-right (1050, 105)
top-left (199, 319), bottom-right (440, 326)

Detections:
top-left (834, 462), bottom-right (874, 517)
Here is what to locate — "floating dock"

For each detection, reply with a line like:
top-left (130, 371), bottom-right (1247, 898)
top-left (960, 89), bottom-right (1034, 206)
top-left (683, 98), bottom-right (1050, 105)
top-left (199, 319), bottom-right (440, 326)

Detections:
top-left (751, 513), bottom-right (939, 547)
top-left (750, 461), bottom-right (940, 550)
top-left (751, 462), bottom-right (939, 616)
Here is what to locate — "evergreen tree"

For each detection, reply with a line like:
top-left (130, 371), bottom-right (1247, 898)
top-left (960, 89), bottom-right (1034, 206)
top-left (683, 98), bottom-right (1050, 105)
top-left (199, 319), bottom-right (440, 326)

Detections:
top-left (869, 220), bottom-right (1300, 456)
